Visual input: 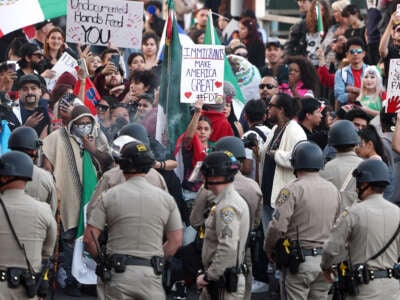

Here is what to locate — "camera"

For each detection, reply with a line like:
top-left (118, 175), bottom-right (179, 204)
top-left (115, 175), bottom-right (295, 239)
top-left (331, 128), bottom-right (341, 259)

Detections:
top-left (242, 133), bottom-right (258, 148)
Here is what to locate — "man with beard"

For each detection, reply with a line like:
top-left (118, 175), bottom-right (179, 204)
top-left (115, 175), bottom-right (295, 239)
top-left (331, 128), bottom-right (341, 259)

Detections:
top-left (11, 43), bottom-right (55, 91)
top-left (11, 74), bottom-right (50, 138)
top-left (259, 74), bottom-right (279, 129)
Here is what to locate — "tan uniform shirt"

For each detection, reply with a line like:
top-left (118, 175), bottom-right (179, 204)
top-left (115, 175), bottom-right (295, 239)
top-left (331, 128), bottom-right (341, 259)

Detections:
top-left (265, 173), bottom-right (341, 256)
top-left (86, 166), bottom-right (168, 219)
top-left (320, 151), bottom-right (363, 210)
top-left (25, 165), bottom-right (57, 215)
top-left (0, 189), bottom-right (57, 272)
top-left (202, 184), bottom-right (250, 280)
top-left (321, 194), bottom-right (400, 270)
top-left (88, 176), bottom-right (182, 258)
top-left (190, 171), bottom-right (262, 230)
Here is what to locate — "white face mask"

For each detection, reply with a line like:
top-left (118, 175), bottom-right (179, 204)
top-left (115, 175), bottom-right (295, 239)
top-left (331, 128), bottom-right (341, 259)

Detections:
top-left (72, 123), bottom-right (92, 137)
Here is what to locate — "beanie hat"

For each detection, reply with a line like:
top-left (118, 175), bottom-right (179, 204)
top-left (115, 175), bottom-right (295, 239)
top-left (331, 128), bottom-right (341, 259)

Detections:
top-left (55, 72), bottom-right (77, 88)
top-left (70, 105), bottom-right (92, 121)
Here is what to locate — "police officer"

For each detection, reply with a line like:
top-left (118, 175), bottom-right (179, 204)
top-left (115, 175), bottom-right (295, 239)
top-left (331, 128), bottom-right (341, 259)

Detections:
top-left (86, 133), bottom-right (168, 219)
top-left (191, 136), bottom-right (263, 299)
top-left (320, 120), bottom-right (362, 210)
top-left (84, 141), bottom-right (183, 299)
top-left (196, 151), bottom-right (250, 300)
top-left (0, 151), bottom-right (57, 299)
top-left (321, 159), bottom-right (400, 300)
top-left (264, 141), bottom-right (340, 300)
top-left (8, 126), bottom-right (58, 215)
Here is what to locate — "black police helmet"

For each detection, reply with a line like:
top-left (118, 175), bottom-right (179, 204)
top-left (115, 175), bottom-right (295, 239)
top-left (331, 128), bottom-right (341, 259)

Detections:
top-left (200, 151), bottom-right (240, 181)
top-left (290, 140), bottom-right (324, 171)
top-left (0, 151), bottom-right (33, 180)
top-left (8, 126), bottom-right (42, 151)
top-left (118, 141), bottom-right (155, 173)
top-left (119, 123), bottom-right (150, 147)
top-left (328, 120), bottom-right (360, 146)
top-left (214, 136), bottom-right (246, 160)
top-left (352, 159), bottom-right (390, 186)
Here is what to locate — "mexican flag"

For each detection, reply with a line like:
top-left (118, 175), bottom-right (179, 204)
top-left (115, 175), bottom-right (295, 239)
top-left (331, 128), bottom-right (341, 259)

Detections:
top-left (71, 150), bottom-right (97, 284)
top-left (0, 0), bottom-right (66, 38)
top-left (316, 2), bottom-right (324, 37)
top-left (203, 11), bottom-right (246, 120)
top-left (155, 0), bottom-right (191, 154)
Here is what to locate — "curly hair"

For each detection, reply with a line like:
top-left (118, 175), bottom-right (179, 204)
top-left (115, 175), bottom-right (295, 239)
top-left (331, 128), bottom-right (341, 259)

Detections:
top-left (239, 17), bottom-right (261, 46)
top-left (306, 0), bottom-right (331, 35)
top-left (285, 55), bottom-right (320, 95)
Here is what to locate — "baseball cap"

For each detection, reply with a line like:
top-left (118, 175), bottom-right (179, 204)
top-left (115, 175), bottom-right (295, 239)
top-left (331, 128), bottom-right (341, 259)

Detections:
top-left (18, 74), bottom-right (42, 89)
top-left (266, 37), bottom-right (282, 49)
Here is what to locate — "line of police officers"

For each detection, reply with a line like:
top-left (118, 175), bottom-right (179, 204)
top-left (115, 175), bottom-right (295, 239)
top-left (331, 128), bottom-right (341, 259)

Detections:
top-left (1, 119), bottom-right (400, 299)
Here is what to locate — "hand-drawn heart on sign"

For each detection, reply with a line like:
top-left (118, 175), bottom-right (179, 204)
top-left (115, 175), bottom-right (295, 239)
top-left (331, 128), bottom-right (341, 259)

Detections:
top-left (215, 81), bottom-right (222, 88)
top-left (184, 92), bottom-right (192, 99)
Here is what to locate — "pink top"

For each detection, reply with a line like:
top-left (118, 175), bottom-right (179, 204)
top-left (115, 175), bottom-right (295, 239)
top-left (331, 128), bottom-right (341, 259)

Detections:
top-left (279, 81), bottom-right (314, 98)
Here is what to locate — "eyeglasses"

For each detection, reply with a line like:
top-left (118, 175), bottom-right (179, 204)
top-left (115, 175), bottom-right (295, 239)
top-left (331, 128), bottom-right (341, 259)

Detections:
top-left (349, 48), bottom-right (363, 55)
top-left (268, 103), bottom-right (279, 108)
top-left (259, 83), bottom-right (277, 89)
top-left (96, 104), bottom-right (110, 112)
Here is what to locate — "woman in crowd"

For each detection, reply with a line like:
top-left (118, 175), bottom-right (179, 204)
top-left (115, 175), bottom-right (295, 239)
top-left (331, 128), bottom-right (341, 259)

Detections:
top-left (141, 31), bottom-right (159, 70)
top-left (127, 52), bottom-right (146, 76)
top-left (305, 0), bottom-right (332, 66)
top-left (238, 17), bottom-right (265, 72)
top-left (357, 124), bottom-right (387, 162)
top-left (43, 27), bottom-right (66, 66)
top-left (356, 65), bottom-right (385, 117)
top-left (174, 98), bottom-right (213, 194)
top-left (134, 93), bottom-right (158, 137)
top-left (342, 4), bottom-right (366, 46)
top-left (188, 28), bottom-right (205, 44)
top-left (279, 55), bottom-right (319, 97)
top-left (222, 91), bottom-right (244, 138)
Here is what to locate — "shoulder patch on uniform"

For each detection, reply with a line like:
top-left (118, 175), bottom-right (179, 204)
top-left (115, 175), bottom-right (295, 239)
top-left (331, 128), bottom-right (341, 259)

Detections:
top-left (220, 207), bottom-right (236, 224)
top-left (276, 188), bottom-right (290, 206)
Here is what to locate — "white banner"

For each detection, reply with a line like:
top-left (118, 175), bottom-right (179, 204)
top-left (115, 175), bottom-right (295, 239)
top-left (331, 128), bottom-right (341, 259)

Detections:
top-left (66, 0), bottom-right (143, 48)
top-left (386, 58), bottom-right (400, 113)
top-left (180, 44), bottom-right (225, 104)
top-left (45, 52), bottom-right (77, 91)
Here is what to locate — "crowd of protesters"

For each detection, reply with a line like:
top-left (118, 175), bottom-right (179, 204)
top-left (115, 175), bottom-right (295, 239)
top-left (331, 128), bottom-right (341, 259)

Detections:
top-left (1, 0), bottom-right (400, 298)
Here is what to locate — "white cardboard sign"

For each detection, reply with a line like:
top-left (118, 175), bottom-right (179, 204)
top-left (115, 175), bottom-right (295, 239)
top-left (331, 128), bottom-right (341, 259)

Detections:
top-left (66, 0), bottom-right (143, 49)
top-left (180, 44), bottom-right (225, 104)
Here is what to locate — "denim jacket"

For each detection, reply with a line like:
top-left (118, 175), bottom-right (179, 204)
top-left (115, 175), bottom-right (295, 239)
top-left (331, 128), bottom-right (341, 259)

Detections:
top-left (334, 63), bottom-right (368, 105)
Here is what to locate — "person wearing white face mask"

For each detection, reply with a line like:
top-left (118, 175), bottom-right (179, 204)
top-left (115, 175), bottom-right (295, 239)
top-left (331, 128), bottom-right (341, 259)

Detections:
top-left (41, 105), bottom-right (112, 296)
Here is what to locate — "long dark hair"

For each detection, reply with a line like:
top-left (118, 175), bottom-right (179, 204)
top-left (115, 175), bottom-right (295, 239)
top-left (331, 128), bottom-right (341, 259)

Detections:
top-left (239, 17), bottom-right (262, 46)
top-left (358, 124), bottom-right (388, 164)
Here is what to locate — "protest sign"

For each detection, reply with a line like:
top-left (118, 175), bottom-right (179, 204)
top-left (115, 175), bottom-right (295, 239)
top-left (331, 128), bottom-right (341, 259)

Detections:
top-left (180, 44), bottom-right (225, 104)
top-left (66, 0), bottom-right (143, 49)
top-left (386, 58), bottom-right (400, 113)
top-left (45, 52), bottom-right (78, 91)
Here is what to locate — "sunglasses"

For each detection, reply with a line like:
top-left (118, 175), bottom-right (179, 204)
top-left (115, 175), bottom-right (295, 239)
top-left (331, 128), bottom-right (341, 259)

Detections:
top-left (259, 83), bottom-right (277, 89)
top-left (96, 104), bottom-right (110, 112)
top-left (268, 103), bottom-right (279, 108)
top-left (31, 53), bottom-right (44, 58)
top-left (349, 48), bottom-right (363, 55)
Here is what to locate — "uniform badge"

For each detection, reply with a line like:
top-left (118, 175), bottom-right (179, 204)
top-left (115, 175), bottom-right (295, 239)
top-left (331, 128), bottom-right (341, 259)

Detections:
top-left (221, 207), bottom-right (236, 224)
top-left (276, 188), bottom-right (290, 206)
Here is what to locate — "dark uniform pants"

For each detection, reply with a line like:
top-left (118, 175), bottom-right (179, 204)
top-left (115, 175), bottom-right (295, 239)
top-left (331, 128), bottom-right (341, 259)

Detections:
top-left (280, 255), bottom-right (330, 300)
top-left (97, 265), bottom-right (165, 300)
